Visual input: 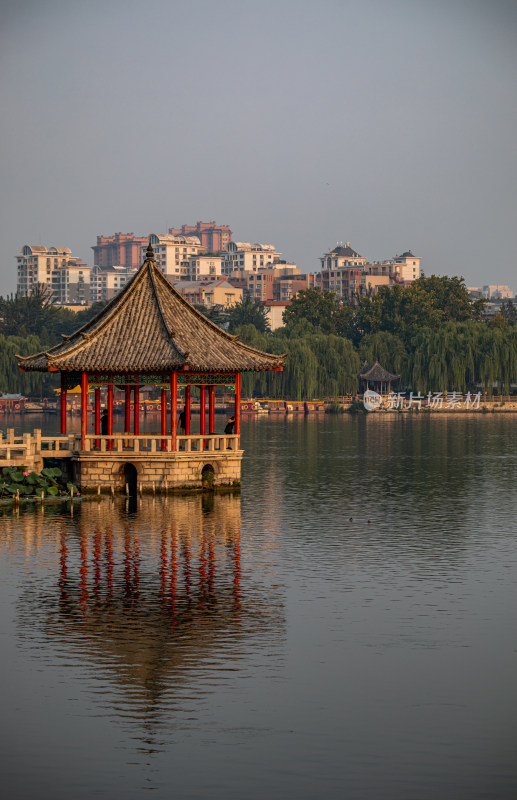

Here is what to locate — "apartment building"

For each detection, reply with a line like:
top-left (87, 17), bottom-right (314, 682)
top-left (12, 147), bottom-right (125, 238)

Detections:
top-left (222, 241), bottom-right (281, 275)
top-left (319, 243), bottom-right (366, 300)
top-left (168, 221), bottom-right (232, 253)
top-left (92, 232), bottom-right (148, 269)
top-left (16, 245), bottom-right (91, 303)
top-left (320, 242), bottom-right (367, 271)
top-left (90, 265), bottom-right (137, 302)
top-left (319, 243), bottom-right (421, 299)
top-left (186, 254), bottom-right (224, 281)
top-left (227, 263), bottom-right (310, 302)
top-left (366, 251), bottom-right (421, 283)
top-left (172, 280), bottom-right (242, 308)
top-left (52, 262), bottom-right (92, 304)
top-left (146, 233), bottom-right (204, 278)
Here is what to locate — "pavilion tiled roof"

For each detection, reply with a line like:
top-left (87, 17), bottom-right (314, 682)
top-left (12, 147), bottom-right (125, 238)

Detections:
top-left (17, 244), bottom-right (285, 374)
top-left (359, 360), bottom-right (400, 382)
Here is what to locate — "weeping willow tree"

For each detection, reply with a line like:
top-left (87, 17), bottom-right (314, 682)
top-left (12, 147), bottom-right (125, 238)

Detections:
top-left (358, 331), bottom-right (409, 383)
top-left (0, 334), bottom-right (59, 396)
top-left (235, 326), bottom-right (360, 400)
top-left (404, 322), bottom-right (517, 394)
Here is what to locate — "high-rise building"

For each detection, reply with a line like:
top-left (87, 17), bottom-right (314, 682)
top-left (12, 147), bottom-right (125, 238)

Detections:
top-left (168, 221), bottom-right (232, 253)
top-left (92, 232), bottom-right (148, 269)
top-left (16, 244), bottom-right (91, 303)
top-left (318, 243), bottom-right (421, 298)
top-left (222, 242), bottom-right (281, 275)
top-left (90, 265), bottom-right (137, 303)
top-left (146, 233), bottom-right (205, 278)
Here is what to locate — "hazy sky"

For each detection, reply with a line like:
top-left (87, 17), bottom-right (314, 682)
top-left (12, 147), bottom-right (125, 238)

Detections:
top-left (1, 0), bottom-right (516, 293)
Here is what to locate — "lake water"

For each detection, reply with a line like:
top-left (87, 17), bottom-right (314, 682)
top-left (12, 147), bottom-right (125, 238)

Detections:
top-left (1, 414), bottom-right (516, 799)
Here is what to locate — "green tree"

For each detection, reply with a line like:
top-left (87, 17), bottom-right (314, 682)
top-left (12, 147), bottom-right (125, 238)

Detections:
top-left (227, 296), bottom-right (270, 333)
top-left (283, 288), bottom-right (354, 338)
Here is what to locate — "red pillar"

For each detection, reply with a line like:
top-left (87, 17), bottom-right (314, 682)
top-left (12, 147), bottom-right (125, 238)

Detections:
top-left (60, 372), bottom-right (67, 435)
top-left (107, 382), bottom-right (113, 450)
top-left (81, 371), bottom-right (88, 450)
top-left (170, 371), bottom-right (177, 451)
top-left (161, 387), bottom-right (167, 450)
top-left (235, 372), bottom-right (241, 437)
top-left (200, 385), bottom-right (206, 435)
top-left (185, 385), bottom-right (191, 435)
top-left (95, 387), bottom-right (100, 448)
top-left (134, 380), bottom-right (139, 436)
top-left (125, 385), bottom-right (131, 433)
top-left (209, 385), bottom-right (215, 434)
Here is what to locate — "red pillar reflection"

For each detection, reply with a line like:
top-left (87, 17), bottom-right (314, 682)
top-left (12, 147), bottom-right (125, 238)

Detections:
top-left (93, 528), bottom-right (102, 599)
top-left (59, 527), bottom-right (68, 598)
top-left (208, 535), bottom-right (215, 595)
top-left (105, 528), bottom-right (113, 605)
top-left (233, 531), bottom-right (242, 613)
top-left (170, 528), bottom-right (178, 615)
top-left (198, 529), bottom-right (207, 603)
top-left (184, 539), bottom-right (191, 598)
top-left (160, 528), bottom-right (168, 600)
top-left (124, 526), bottom-right (132, 598)
top-left (80, 527), bottom-right (89, 613)
top-left (133, 532), bottom-right (140, 600)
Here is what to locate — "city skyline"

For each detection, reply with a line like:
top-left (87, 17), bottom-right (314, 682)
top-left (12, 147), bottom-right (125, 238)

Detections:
top-left (1, 0), bottom-right (516, 295)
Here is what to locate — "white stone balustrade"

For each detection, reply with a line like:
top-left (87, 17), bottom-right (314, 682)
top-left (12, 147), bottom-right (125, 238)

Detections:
top-left (0, 430), bottom-right (240, 466)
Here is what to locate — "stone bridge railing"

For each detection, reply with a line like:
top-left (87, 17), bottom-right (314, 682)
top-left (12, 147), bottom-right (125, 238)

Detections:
top-left (75, 433), bottom-right (240, 453)
top-left (0, 429), bottom-right (240, 468)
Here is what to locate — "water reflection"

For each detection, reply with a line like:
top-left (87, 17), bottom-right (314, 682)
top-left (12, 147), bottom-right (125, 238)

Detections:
top-left (14, 495), bottom-right (284, 735)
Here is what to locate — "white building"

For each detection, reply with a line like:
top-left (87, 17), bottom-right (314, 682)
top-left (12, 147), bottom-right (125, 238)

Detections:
top-left (16, 244), bottom-right (92, 303)
top-left (186, 253), bottom-right (224, 281)
top-left (222, 241), bottom-right (281, 276)
top-left (90, 265), bottom-right (137, 302)
top-left (146, 233), bottom-right (204, 278)
top-left (319, 242), bottom-right (367, 271)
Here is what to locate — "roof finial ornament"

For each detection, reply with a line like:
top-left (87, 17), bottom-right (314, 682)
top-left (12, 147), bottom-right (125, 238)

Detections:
top-left (146, 239), bottom-right (154, 260)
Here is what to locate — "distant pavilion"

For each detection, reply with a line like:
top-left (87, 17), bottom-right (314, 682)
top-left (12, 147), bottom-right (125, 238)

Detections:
top-left (359, 361), bottom-right (400, 396)
top-left (17, 243), bottom-right (284, 491)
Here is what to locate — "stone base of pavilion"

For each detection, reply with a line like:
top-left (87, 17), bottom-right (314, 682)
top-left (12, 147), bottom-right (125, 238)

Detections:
top-left (67, 434), bottom-right (242, 493)
top-left (74, 451), bottom-right (242, 494)
top-left (7, 431), bottom-right (243, 493)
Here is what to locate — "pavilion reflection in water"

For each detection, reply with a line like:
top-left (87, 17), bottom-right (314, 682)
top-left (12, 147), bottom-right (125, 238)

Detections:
top-left (15, 495), bottom-right (285, 725)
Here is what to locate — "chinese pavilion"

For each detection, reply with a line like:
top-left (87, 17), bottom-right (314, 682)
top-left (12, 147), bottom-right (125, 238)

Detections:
top-left (359, 361), bottom-right (400, 396)
top-left (17, 243), bottom-right (284, 492)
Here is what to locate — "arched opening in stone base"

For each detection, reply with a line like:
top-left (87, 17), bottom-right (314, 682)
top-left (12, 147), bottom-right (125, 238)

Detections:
top-left (123, 462), bottom-right (138, 495)
top-left (201, 463), bottom-right (216, 488)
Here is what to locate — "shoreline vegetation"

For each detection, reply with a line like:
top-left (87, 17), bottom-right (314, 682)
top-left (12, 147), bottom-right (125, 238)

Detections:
top-left (2, 276), bottom-right (517, 402)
